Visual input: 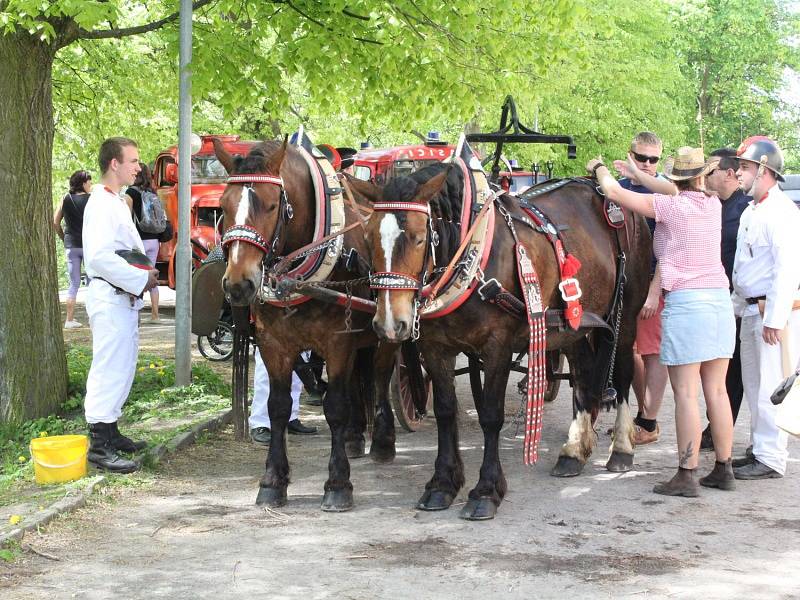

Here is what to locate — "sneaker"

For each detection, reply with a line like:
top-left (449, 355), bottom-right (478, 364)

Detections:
top-left (633, 423), bottom-right (660, 446)
top-left (64, 320), bottom-right (82, 329)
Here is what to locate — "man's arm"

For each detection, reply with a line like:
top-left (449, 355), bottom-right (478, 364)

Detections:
top-left (763, 208), bottom-right (800, 343)
top-left (640, 264), bottom-right (662, 320)
top-left (53, 197), bottom-right (65, 242)
top-left (83, 199), bottom-right (149, 295)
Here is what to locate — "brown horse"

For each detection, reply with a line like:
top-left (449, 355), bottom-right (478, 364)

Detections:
top-left (214, 138), bottom-right (398, 511)
top-left (348, 162), bottom-right (650, 520)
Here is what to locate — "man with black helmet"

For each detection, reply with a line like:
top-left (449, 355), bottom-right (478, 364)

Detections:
top-left (731, 136), bottom-right (800, 480)
top-left (82, 137), bottom-right (160, 473)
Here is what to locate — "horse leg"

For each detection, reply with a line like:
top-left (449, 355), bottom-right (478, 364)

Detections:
top-left (417, 350), bottom-right (464, 511)
top-left (256, 352), bottom-right (295, 507)
top-left (460, 344), bottom-right (511, 521)
top-left (344, 347), bottom-right (371, 459)
top-left (369, 342), bottom-right (397, 464)
top-left (551, 339), bottom-right (599, 477)
top-left (321, 348), bottom-right (356, 512)
top-left (606, 330), bottom-right (636, 472)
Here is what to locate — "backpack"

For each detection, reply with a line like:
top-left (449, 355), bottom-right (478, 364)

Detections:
top-left (135, 188), bottom-right (167, 234)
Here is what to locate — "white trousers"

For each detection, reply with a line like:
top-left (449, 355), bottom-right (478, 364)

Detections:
top-left (248, 348), bottom-right (306, 429)
top-left (84, 300), bottom-right (140, 424)
top-left (740, 311), bottom-right (800, 475)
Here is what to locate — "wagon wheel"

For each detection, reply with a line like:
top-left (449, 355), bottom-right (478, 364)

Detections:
top-left (469, 351), bottom-right (565, 403)
top-left (390, 344), bottom-right (432, 432)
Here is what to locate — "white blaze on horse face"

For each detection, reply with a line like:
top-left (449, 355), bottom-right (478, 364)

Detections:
top-left (379, 213), bottom-right (403, 332)
top-left (231, 186), bottom-right (251, 262)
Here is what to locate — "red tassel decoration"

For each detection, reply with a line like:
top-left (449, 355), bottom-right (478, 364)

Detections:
top-left (561, 253), bottom-right (582, 278)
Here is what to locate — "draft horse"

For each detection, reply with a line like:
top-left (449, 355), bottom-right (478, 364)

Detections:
top-left (349, 162), bottom-right (650, 520)
top-left (214, 138), bottom-right (398, 511)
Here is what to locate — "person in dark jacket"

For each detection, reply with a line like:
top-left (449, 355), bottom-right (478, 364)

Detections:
top-left (54, 169), bottom-right (92, 328)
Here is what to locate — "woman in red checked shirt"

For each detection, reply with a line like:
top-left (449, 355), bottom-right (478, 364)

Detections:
top-left (588, 147), bottom-right (736, 498)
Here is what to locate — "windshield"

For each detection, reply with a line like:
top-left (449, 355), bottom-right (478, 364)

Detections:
top-left (191, 157), bottom-right (229, 183)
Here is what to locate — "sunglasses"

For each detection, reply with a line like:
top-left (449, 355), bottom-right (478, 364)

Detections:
top-left (631, 152), bottom-right (661, 164)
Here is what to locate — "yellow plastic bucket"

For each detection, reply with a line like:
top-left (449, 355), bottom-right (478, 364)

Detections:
top-left (30, 435), bottom-right (89, 485)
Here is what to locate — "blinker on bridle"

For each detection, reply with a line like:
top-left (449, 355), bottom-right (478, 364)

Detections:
top-left (368, 202), bottom-right (438, 294)
top-left (220, 174), bottom-right (293, 266)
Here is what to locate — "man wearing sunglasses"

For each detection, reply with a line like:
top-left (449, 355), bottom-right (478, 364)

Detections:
top-left (702, 148), bottom-right (751, 450)
top-left (618, 132), bottom-right (675, 445)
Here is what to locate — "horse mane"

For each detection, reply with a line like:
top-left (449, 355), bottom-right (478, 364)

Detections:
top-left (232, 140), bottom-right (285, 174)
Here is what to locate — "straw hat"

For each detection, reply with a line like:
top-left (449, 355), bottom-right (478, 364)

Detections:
top-left (662, 146), bottom-right (718, 181)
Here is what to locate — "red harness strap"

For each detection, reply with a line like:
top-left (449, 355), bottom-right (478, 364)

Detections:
top-left (515, 243), bottom-right (548, 464)
top-left (520, 207), bottom-right (584, 330)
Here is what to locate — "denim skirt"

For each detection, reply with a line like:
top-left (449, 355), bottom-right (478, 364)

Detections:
top-left (660, 288), bottom-right (735, 366)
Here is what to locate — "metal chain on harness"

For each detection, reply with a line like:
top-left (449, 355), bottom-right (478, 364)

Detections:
top-left (602, 253), bottom-right (627, 405)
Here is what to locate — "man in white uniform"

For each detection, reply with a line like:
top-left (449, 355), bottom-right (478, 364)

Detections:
top-left (732, 136), bottom-right (800, 479)
top-left (83, 137), bottom-right (159, 473)
top-left (249, 349), bottom-right (317, 444)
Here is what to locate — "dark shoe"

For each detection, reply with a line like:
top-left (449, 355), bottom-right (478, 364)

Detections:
top-left (305, 392), bottom-right (324, 407)
top-left (109, 422), bottom-right (147, 453)
top-left (250, 427), bottom-right (271, 445)
top-left (733, 458), bottom-right (783, 480)
top-left (699, 459), bottom-right (735, 490)
top-left (87, 423), bottom-right (138, 474)
top-left (732, 445), bottom-right (755, 467)
top-left (700, 427), bottom-right (714, 451)
top-left (287, 419), bottom-right (317, 435)
top-left (653, 467), bottom-right (700, 497)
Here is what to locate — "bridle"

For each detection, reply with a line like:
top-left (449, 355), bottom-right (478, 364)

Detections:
top-left (220, 174), bottom-right (293, 269)
top-left (368, 201), bottom-right (440, 338)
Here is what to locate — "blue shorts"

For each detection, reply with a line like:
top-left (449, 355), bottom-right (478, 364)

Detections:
top-left (660, 288), bottom-right (735, 366)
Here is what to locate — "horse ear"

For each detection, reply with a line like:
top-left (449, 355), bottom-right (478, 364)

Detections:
top-left (343, 173), bottom-right (382, 204)
top-left (212, 137), bottom-right (235, 174)
top-left (267, 135), bottom-right (289, 175)
top-left (415, 169), bottom-right (450, 204)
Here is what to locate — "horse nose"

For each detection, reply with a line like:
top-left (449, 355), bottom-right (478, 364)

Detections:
top-left (372, 317), bottom-right (411, 342)
top-left (224, 277), bottom-right (256, 306)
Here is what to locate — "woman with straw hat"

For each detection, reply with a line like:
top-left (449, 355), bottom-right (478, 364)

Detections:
top-left (587, 147), bottom-right (736, 497)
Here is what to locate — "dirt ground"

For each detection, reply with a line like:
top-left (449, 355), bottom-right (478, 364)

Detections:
top-left (4, 293), bottom-right (798, 599)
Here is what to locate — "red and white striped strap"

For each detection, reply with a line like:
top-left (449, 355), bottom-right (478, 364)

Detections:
top-left (372, 202), bottom-right (430, 215)
top-left (369, 271), bottom-right (421, 291)
top-left (226, 174), bottom-right (284, 186)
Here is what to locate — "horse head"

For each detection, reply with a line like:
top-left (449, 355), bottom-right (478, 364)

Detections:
top-left (215, 137), bottom-right (293, 306)
top-left (348, 169), bottom-right (450, 342)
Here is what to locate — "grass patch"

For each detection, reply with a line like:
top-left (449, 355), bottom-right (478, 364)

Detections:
top-left (0, 344), bottom-right (230, 496)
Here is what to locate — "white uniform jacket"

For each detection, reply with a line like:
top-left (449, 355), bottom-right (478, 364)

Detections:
top-left (732, 185), bottom-right (800, 329)
top-left (83, 184), bottom-right (149, 310)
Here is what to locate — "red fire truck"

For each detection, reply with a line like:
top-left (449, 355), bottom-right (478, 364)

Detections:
top-left (352, 134), bottom-right (455, 185)
top-left (152, 135), bottom-right (259, 288)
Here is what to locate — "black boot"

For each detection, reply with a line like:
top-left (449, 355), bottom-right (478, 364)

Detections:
top-left (109, 422), bottom-right (147, 453)
top-left (699, 459), bottom-right (735, 490)
top-left (653, 467), bottom-right (700, 497)
top-left (88, 423), bottom-right (138, 473)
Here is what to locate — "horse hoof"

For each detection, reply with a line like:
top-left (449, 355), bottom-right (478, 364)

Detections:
top-left (459, 497), bottom-right (497, 521)
top-left (321, 488), bottom-right (353, 512)
top-left (416, 489), bottom-right (454, 511)
top-left (550, 456), bottom-right (585, 477)
top-left (369, 444), bottom-right (396, 464)
top-left (345, 439), bottom-right (366, 459)
top-left (606, 451), bottom-right (634, 472)
top-left (255, 486), bottom-right (287, 507)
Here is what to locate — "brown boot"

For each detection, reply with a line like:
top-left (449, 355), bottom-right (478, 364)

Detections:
top-left (699, 459), bottom-right (736, 490)
top-left (653, 467), bottom-right (699, 497)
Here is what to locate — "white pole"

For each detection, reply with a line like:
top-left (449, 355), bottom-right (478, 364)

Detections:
top-left (175, 0), bottom-right (192, 385)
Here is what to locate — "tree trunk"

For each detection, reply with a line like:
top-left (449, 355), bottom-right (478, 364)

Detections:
top-left (0, 32), bottom-right (68, 423)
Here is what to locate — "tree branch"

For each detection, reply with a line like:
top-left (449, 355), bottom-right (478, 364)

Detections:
top-left (77, 0), bottom-right (217, 40)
